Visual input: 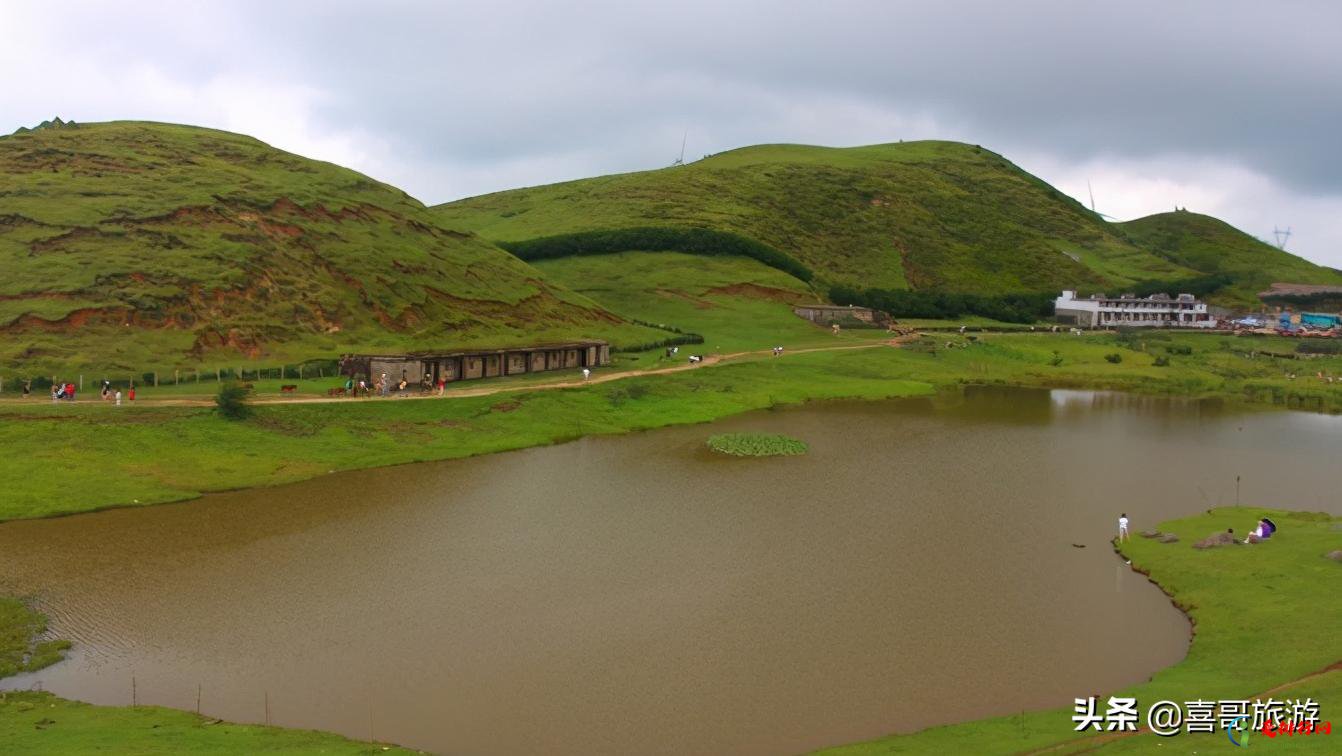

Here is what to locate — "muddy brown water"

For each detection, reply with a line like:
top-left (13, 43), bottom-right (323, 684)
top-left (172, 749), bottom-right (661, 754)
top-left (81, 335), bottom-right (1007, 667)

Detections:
top-left (3, 387), bottom-right (1340, 755)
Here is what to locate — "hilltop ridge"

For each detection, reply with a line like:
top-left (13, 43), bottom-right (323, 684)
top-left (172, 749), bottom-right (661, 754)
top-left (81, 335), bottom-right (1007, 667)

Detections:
top-left (0, 121), bottom-right (655, 371)
top-left (435, 141), bottom-right (1342, 306)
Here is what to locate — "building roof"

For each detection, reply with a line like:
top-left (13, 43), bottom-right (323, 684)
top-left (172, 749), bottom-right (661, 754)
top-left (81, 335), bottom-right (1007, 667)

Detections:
top-left (342, 340), bottom-right (607, 360)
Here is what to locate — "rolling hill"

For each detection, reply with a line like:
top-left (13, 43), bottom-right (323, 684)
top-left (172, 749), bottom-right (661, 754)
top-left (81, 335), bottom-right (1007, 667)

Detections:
top-left (434, 141), bottom-right (1342, 307)
top-left (0, 120), bottom-right (659, 372)
top-left (1118, 211), bottom-right (1342, 304)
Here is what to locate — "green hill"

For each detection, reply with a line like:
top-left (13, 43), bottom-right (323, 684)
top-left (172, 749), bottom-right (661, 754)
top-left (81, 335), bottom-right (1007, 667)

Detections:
top-left (1119, 211), bottom-right (1342, 305)
top-left (0, 121), bottom-right (656, 373)
top-left (433, 141), bottom-right (1341, 308)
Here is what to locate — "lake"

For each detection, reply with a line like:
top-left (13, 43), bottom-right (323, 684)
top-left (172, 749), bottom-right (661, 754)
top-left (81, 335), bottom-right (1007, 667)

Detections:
top-left (3, 387), bottom-right (1340, 754)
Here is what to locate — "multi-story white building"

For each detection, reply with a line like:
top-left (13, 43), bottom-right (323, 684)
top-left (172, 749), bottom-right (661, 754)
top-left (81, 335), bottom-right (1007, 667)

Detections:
top-left (1054, 290), bottom-right (1216, 328)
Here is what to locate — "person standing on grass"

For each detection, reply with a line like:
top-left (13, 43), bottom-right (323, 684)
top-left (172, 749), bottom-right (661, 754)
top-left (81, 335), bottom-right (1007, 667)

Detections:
top-left (128, 384), bottom-right (136, 401)
top-left (1118, 513), bottom-right (1130, 542)
top-left (582, 368), bottom-right (591, 381)
top-left (21, 379), bottom-right (31, 399)
top-left (115, 389), bottom-right (122, 406)
top-left (436, 377), bottom-right (446, 396)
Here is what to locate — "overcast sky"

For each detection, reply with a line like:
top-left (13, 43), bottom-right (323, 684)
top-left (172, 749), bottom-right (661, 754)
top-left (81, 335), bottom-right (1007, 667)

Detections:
top-left (5, 1), bottom-right (1339, 266)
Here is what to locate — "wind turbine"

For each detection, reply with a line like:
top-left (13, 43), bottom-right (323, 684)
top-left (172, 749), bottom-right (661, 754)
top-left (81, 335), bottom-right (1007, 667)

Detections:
top-left (1087, 181), bottom-right (1116, 220)
top-left (671, 129), bottom-right (687, 167)
top-left (1272, 226), bottom-right (1292, 250)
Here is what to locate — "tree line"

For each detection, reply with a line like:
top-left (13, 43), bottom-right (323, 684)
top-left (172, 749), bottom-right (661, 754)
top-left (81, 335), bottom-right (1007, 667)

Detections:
top-left (499, 227), bottom-right (814, 282)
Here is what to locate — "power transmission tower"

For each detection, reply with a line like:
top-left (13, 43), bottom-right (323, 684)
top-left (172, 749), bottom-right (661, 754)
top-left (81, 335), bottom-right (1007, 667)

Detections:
top-left (1272, 226), bottom-right (1292, 250)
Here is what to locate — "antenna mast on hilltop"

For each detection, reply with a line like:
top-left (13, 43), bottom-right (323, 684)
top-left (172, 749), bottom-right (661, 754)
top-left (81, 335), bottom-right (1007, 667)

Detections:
top-left (672, 129), bottom-right (687, 166)
top-left (1273, 226), bottom-right (1292, 250)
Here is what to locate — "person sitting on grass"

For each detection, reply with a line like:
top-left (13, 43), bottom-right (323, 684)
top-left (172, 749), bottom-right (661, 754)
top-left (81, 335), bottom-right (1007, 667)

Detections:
top-left (1244, 519), bottom-right (1272, 544)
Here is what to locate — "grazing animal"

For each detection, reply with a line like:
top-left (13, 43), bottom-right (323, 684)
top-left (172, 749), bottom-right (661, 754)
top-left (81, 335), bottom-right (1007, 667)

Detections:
top-left (280, 384), bottom-right (298, 394)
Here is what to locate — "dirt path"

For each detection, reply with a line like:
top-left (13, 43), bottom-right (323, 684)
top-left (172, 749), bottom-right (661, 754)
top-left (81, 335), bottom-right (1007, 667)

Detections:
top-left (15, 338), bottom-right (911, 409)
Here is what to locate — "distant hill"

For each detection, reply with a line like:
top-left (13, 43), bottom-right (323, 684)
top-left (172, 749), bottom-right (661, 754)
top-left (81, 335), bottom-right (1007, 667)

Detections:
top-left (433, 141), bottom-right (1341, 307)
top-left (1119, 211), bottom-right (1342, 305)
top-left (0, 121), bottom-right (655, 372)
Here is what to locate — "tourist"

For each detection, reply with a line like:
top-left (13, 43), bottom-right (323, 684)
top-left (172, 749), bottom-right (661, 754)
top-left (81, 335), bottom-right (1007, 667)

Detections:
top-left (51, 383), bottom-right (59, 402)
top-left (379, 373), bottom-right (388, 397)
top-left (114, 389), bottom-right (122, 406)
top-left (582, 368), bottom-right (591, 381)
top-left (21, 379), bottom-right (30, 399)
top-left (128, 385), bottom-right (136, 401)
top-left (436, 377), bottom-right (446, 396)
top-left (1244, 519), bottom-right (1272, 544)
top-left (1118, 513), bottom-right (1130, 542)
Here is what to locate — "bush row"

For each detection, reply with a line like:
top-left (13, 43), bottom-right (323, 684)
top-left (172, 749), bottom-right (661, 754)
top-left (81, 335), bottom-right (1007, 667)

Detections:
top-left (829, 286), bottom-right (1054, 323)
top-left (500, 227), bottom-right (813, 282)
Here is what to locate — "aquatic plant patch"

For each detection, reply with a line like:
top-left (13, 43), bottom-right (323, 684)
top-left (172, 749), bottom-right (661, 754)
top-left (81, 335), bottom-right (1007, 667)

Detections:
top-left (706, 432), bottom-right (808, 457)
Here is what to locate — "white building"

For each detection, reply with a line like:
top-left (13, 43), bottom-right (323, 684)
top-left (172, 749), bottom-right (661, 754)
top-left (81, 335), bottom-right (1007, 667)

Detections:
top-left (1054, 290), bottom-right (1216, 328)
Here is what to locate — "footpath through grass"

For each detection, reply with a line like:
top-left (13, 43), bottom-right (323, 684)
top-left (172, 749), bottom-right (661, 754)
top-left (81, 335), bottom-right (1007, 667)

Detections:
top-left (821, 507), bottom-right (1342, 754)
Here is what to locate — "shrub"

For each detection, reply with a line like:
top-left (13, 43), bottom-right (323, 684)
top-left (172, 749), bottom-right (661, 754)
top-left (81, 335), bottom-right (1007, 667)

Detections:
top-left (215, 382), bottom-right (252, 420)
top-left (1153, 355), bottom-right (1170, 367)
top-left (829, 286), bottom-right (1054, 324)
top-left (1165, 345), bottom-right (1194, 355)
top-left (501, 227), bottom-right (813, 282)
top-left (1297, 340), bottom-right (1342, 355)
top-left (1049, 350), bottom-right (1063, 367)
top-left (706, 432), bottom-right (808, 457)
top-left (1104, 353), bottom-right (1123, 364)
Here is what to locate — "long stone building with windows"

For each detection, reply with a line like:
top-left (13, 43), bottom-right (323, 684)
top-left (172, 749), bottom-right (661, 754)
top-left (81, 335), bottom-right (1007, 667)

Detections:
top-left (340, 341), bottom-right (610, 386)
top-left (1054, 290), bottom-right (1216, 328)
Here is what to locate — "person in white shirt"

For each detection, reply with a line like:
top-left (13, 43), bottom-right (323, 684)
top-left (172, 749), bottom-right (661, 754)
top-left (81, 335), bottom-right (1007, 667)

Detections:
top-left (582, 368), bottom-right (591, 381)
top-left (1118, 513), bottom-right (1130, 542)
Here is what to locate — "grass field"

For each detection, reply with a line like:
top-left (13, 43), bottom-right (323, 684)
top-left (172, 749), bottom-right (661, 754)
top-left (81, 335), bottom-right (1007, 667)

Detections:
top-left (434, 141), bottom-right (1342, 304)
top-left (0, 691), bottom-right (412, 754)
top-left (822, 507), bottom-right (1342, 754)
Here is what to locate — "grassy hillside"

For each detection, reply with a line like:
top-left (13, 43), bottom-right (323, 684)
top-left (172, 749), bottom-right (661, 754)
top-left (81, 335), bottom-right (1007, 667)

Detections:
top-left (434, 141), bottom-right (1197, 293)
top-left (434, 141), bottom-right (1342, 307)
top-left (0, 120), bottom-right (658, 373)
top-left (533, 251), bottom-right (848, 354)
top-left (1120, 211), bottom-right (1342, 306)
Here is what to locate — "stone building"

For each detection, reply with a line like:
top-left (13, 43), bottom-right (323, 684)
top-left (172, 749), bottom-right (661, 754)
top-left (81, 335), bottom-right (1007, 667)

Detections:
top-left (340, 341), bottom-right (610, 386)
top-left (792, 304), bottom-right (886, 325)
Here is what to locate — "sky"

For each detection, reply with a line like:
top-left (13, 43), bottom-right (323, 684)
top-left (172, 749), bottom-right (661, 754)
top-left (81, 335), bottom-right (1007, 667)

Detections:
top-left (4, 0), bottom-right (1339, 266)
